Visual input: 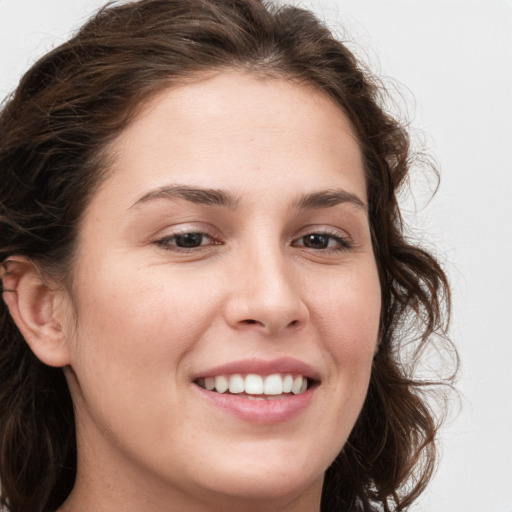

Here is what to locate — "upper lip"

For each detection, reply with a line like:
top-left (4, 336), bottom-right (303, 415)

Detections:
top-left (192, 357), bottom-right (321, 381)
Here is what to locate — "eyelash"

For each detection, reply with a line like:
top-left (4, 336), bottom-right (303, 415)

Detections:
top-left (292, 231), bottom-right (352, 252)
top-left (154, 231), bottom-right (219, 252)
top-left (155, 229), bottom-right (352, 254)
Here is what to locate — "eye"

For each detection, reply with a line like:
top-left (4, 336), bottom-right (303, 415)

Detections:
top-left (155, 231), bottom-right (219, 250)
top-left (293, 232), bottom-right (351, 251)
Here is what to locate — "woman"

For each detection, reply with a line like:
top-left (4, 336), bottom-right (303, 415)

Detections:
top-left (0, 1), bottom-right (453, 511)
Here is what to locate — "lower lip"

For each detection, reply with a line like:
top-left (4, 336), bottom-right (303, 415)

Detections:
top-left (194, 385), bottom-right (315, 424)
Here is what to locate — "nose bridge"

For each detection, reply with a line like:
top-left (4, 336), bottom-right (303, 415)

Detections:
top-left (225, 234), bottom-right (307, 334)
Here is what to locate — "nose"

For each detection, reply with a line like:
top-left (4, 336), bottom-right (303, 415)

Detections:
top-left (224, 244), bottom-right (309, 336)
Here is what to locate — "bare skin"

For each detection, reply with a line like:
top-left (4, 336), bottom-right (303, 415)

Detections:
top-left (5, 71), bottom-right (381, 512)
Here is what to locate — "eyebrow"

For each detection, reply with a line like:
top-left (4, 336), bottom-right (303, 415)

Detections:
top-left (294, 189), bottom-right (367, 212)
top-left (131, 185), bottom-right (240, 209)
top-left (131, 184), bottom-right (367, 212)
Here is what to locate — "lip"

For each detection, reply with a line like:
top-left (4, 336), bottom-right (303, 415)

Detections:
top-left (192, 357), bottom-right (320, 380)
top-left (194, 384), bottom-right (316, 425)
top-left (191, 357), bottom-right (319, 424)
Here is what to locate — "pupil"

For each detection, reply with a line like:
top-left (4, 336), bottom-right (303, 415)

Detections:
top-left (176, 233), bottom-right (203, 248)
top-left (304, 234), bottom-right (328, 249)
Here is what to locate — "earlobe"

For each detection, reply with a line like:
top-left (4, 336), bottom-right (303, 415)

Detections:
top-left (1, 256), bottom-right (71, 367)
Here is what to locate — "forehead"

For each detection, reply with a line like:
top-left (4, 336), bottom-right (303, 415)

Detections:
top-left (94, 71), bottom-right (367, 212)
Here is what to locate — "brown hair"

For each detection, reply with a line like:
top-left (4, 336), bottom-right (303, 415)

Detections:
top-left (0, 1), bottom-right (455, 511)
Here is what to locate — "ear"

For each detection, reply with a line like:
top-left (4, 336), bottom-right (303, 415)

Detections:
top-left (1, 256), bottom-right (71, 367)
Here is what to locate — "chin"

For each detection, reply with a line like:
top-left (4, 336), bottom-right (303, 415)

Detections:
top-left (189, 442), bottom-right (329, 506)
top-left (197, 471), bottom-right (324, 512)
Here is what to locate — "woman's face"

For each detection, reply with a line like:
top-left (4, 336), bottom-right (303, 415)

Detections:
top-left (61, 72), bottom-right (381, 511)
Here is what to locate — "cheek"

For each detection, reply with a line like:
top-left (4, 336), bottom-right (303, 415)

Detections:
top-left (67, 261), bottom-right (220, 386)
top-left (310, 262), bottom-right (381, 407)
top-left (64, 263), bottom-right (223, 447)
top-left (315, 266), bottom-right (381, 348)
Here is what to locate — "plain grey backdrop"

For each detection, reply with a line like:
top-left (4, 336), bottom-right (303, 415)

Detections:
top-left (1, 1), bottom-right (511, 511)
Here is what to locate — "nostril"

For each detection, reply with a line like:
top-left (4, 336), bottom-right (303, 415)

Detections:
top-left (240, 318), bottom-right (301, 328)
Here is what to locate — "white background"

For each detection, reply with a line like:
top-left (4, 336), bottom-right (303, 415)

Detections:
top-left (1, 1), bottom-right (511, 511)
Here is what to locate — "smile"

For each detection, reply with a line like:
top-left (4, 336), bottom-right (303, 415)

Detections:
top-left (195, 373), bottom-right (310, 398)
top-left (192, 358), bottom-right (320, 422)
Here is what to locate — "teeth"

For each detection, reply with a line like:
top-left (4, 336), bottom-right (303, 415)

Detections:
top-left (198, 373), bottom-right (311, 396)
top-left (245, 374), bottom-right (263, 394)
top-left (263, 374), bottom-right (283, 395)
top-left (204, 377), bottom-right (215, 391)
top-left (228, 374), bottom-right (245, 394)
top-left (291, 376), bottom-right (304, 395)
top-left (214, 375), bottom-right (229, 393)
top-left (282, 374), bottom-right (293, 393)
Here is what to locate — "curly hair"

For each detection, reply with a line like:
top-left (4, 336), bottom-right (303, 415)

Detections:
top-left (0, 1), bottom-right (454, 511)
